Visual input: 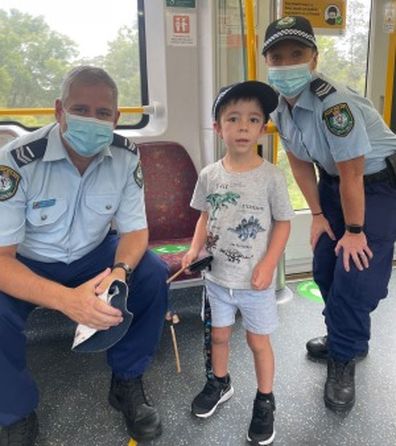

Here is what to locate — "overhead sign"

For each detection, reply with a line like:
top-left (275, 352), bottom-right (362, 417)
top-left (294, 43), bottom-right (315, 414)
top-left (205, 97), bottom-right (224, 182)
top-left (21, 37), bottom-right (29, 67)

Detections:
top-left (166, 0), bottom-right (196, 8)
top-left (281, 0), bottom-right (347, 35)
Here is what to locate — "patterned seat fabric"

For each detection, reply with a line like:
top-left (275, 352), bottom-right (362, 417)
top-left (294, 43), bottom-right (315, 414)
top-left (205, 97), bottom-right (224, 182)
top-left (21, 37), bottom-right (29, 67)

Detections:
top-left (138, 142), bottom-right (200, 281)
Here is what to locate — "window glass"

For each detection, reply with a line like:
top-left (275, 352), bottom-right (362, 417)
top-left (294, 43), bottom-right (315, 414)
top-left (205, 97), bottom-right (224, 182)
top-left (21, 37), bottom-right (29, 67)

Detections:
top-left (0, 0), bottom-right (146, 128)
top-left (215, 0), bottom-right (247, 159)
top-left (275, 0), bottom-right (372, 210)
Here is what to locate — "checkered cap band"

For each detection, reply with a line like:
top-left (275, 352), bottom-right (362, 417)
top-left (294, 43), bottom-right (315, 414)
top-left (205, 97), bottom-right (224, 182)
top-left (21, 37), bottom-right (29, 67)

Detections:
top-left (212, 86), bottom-right (233, 119)
top-left (263, 28), bottom-right (316, 53)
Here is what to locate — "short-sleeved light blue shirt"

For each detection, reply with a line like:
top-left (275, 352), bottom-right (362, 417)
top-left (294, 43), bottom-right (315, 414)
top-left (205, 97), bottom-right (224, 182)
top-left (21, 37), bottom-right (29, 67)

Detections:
top-left (271, 73), bottom-right (396, 176)
top-left (0, 123), bottom-right (147, 263)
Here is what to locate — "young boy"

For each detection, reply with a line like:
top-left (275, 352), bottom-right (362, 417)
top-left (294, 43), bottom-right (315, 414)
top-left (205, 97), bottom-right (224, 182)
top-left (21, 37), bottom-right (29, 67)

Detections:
top-left (182, 81), bottom-right (294, 445)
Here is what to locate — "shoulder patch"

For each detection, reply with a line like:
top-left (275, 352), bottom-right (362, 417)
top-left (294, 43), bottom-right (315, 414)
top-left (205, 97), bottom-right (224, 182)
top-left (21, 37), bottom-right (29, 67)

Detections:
top-left (133, 160), bottom-right (144, 188)
top-left (11, 138), bottom-right (47, 167)
top-left (310, 78), bottom-right (336, 101)
top-left (0, 165), bottom-right (21, 201)
top-left (323, 103), bottom-right (355, 137)
top-left (112, 133), bottom-right (138, 155)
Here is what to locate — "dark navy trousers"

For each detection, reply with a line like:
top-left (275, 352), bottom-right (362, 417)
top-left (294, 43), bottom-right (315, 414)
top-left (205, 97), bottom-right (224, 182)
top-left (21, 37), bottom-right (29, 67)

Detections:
top-left (313, 176), bottom-right (396, 361)
top-left (0, 233), bottom-right (169, 426)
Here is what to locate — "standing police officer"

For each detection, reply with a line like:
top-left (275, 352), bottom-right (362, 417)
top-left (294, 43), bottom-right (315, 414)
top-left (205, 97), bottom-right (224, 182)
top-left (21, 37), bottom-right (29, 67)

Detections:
top-left (0, 66), bottom-right (168, 445)
top-left (262, 16), bottom-right (396, 410)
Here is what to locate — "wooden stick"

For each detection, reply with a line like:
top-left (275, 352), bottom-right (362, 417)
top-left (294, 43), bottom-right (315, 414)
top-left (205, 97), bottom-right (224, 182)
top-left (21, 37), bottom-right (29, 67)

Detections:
top-left (169, 324), bottom-right (181, 373)
top-left (166, 266), bottom-right (188, 284)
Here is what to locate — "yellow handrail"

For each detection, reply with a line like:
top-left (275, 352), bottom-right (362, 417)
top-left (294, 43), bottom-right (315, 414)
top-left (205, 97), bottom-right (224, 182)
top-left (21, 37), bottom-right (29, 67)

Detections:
top-left (244, 0), bottom-right (280, 162)
top-left (245, 0), bottom-right (256, 80)
top-left (384, 32), bottom-right (396, 126)
top-left (0, 106), bottom-right (146, 117)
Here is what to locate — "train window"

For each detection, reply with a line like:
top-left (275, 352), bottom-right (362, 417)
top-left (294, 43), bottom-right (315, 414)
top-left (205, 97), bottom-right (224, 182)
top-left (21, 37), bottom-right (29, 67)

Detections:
top-left (275, 0), bottom-right (372, 211)
top-left (0, 0), bottom-right (148, 129)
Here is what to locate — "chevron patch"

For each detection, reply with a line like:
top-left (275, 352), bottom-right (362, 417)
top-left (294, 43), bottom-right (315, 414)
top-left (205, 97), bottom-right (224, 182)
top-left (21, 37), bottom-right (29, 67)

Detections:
top-left (112, 133), bottom-right (138, 155)
top-left (310, 78), bottom-right (336, 101)
top-left (11, 138), bottom-right (47, 167)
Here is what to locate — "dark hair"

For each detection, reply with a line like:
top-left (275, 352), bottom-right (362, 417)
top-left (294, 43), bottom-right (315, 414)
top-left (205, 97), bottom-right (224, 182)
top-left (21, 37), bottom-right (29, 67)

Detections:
top-left (212, 81), bottom-right (278, 123)
top-left (216, 95), bottom-right (269, 123)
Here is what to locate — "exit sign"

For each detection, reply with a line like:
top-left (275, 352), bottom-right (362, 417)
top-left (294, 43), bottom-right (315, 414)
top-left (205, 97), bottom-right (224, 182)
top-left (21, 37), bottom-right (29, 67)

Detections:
top-left (166, 0), bottom-right (196, 8)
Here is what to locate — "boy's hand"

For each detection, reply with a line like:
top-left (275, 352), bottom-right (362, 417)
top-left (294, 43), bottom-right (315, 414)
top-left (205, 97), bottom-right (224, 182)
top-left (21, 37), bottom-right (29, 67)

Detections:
top-left (251, 260), bottom-right (274, 290)
top-left (181, 250), bottom-right (199, 272)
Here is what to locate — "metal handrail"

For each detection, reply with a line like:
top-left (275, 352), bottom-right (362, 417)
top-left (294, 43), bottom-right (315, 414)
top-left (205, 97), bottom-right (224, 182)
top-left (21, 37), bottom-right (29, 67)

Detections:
top-left (0, 106), bottom-right (151, 117)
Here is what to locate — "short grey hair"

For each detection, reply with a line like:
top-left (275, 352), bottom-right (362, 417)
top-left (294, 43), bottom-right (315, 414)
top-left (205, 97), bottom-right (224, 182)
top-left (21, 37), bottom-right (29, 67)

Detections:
top-left (60, 65), bottom-right (118, 108)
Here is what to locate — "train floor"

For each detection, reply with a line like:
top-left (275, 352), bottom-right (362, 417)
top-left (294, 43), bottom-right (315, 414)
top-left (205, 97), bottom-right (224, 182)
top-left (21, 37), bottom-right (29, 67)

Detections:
top-left (25, 273), bottom-right (396, 446)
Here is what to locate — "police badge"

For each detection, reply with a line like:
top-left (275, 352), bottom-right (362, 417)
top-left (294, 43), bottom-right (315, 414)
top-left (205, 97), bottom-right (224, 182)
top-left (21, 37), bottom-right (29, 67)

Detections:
top-left (0, 165), bottom-right (21, 201)
top-left (276, 16), bottom-right (296, 28)
top-left (323, 103), bottom-right (355, 137)
top-left (133, 160), bottom-right (144, 188)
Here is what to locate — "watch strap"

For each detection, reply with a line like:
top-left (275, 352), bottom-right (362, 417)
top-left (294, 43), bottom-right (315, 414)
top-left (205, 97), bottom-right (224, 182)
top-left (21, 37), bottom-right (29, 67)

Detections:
top-left (345, 224), bottom-right (363, 234)
top-left (112, 262), bottom-right (133, 280)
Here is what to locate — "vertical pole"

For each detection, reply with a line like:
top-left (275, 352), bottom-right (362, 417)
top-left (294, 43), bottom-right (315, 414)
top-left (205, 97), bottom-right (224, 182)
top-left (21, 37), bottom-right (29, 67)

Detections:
top-left (244, 0), bottom-right (257, 80)
top-left (383, 32), bottom-right (396, 126)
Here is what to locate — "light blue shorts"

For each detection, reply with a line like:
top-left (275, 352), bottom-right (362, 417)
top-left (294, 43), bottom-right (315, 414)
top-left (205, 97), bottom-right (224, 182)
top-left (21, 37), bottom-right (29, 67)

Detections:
top-left (205, 280), bottom-right (278, 335)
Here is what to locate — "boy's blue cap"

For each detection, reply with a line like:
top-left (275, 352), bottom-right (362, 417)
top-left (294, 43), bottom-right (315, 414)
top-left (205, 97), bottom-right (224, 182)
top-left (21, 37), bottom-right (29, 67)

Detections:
top-left (212, 80), bottom-right (278, 121)
top-left (72, 280), bottom-right (133, 353)
top-left (262, 16), bottom-right (317, 55)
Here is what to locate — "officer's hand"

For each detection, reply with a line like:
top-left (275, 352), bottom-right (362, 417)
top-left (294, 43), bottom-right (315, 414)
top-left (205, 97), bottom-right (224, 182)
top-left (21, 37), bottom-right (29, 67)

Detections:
top-left (251, 260), bottom-right (273, 290)
top-left (310, 214), bottom-right (336, 250)
top-left (64, 268), bottom-right (123, 330)
top-left (335, 232), bottom-right (373, 272)
top-left (181, 250), bottom-right (199, 273)
top-left (95, 267), bottom-right (126, 295)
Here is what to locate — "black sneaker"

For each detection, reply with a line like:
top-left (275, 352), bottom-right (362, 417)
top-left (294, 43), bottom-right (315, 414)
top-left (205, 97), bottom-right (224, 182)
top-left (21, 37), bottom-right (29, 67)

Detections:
top-left (247, 394), bottom-right (275, 445)
top-left (0, 412), bottom-right (38, 446)
top-left (191, 375), bottom-right (234, 418)
top-left (108, 374), bottom-right (162, 441)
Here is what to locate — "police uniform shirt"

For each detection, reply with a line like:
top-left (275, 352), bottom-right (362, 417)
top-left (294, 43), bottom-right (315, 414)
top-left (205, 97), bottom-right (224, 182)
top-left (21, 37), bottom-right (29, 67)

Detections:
top-left (0, 123), bottom-right (147, 263)
top-left (271, 73), bottom-right (396, 176)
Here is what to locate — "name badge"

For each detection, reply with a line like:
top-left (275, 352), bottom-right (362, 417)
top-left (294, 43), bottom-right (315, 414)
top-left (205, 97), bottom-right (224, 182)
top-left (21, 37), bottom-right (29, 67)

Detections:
top-left (32, 198), bottom-right (56, 209)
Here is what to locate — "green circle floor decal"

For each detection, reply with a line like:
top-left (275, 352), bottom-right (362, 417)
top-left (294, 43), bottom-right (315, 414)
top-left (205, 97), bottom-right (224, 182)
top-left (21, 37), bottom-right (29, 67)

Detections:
top-left (151, 244), bottom-right (190, 254)
top-left (296, 280), bottom-right (323, 303)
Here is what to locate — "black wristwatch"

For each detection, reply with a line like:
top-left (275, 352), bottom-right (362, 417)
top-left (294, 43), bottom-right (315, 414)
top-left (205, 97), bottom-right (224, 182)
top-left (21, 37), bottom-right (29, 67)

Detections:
top-left (345, 224), bottom-right (363, 234)
top-left (112, 262), bottom-right (133, 282)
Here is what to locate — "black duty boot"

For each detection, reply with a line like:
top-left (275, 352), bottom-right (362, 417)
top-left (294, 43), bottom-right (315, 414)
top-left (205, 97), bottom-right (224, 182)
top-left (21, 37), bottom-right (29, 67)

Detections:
top-left (0, 412), bottom-right (38, 446)
top-left (109, 375), bottom-right (162, 441)
top-left (306, 336), bottom-right (368, 361)
top-left (306, 335), bottom-right (329, 359)
top-left (324, 358), bottom-right (356, 410)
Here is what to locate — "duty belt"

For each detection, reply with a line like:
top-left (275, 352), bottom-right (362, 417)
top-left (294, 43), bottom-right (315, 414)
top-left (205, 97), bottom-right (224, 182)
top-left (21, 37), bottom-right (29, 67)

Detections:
top-left (318, 167), bottom-right (392, 185)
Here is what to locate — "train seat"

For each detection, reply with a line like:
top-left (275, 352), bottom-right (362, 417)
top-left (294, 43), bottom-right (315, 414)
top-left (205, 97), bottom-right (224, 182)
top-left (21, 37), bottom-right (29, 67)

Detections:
top-left (138, 141), bottom-right (201, 285)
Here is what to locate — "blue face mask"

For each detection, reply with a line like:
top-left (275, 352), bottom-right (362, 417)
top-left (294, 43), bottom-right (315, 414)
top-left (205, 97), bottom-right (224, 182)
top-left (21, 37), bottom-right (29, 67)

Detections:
top-left (63, 112), bottom-right (114, 158)
top-left (268, 63), bottom-right (313, 98)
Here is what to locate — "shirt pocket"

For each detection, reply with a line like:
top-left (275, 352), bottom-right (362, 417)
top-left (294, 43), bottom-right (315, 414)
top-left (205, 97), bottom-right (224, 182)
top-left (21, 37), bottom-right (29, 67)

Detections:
top-left (84, 194), bottom-right (120, 237)
top-left (26, 198), bottom-right (67, 232)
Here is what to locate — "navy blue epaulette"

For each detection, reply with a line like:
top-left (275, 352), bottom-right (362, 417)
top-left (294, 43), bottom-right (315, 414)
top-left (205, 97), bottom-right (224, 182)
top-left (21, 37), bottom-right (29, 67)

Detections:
top-left (112, 133), bottom-right (138, 155)
top-left (11, 137), bottom-right (48, 168)
top-left (310, 78), bottom-right (336, 101)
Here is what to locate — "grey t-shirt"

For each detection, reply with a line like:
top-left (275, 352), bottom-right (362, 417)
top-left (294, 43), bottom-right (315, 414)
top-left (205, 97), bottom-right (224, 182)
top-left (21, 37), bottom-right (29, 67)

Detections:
top-left (191, 160), bottom-right (294, 289)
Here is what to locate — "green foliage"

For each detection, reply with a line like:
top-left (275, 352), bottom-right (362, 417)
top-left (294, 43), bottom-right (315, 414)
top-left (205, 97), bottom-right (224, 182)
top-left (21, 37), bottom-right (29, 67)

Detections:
top-left (0, 8), bottom-right (142, 127)
top-left (0, 9), bottom-right (77, 109)
top-left (277, 144), bottom-right (308, 211)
